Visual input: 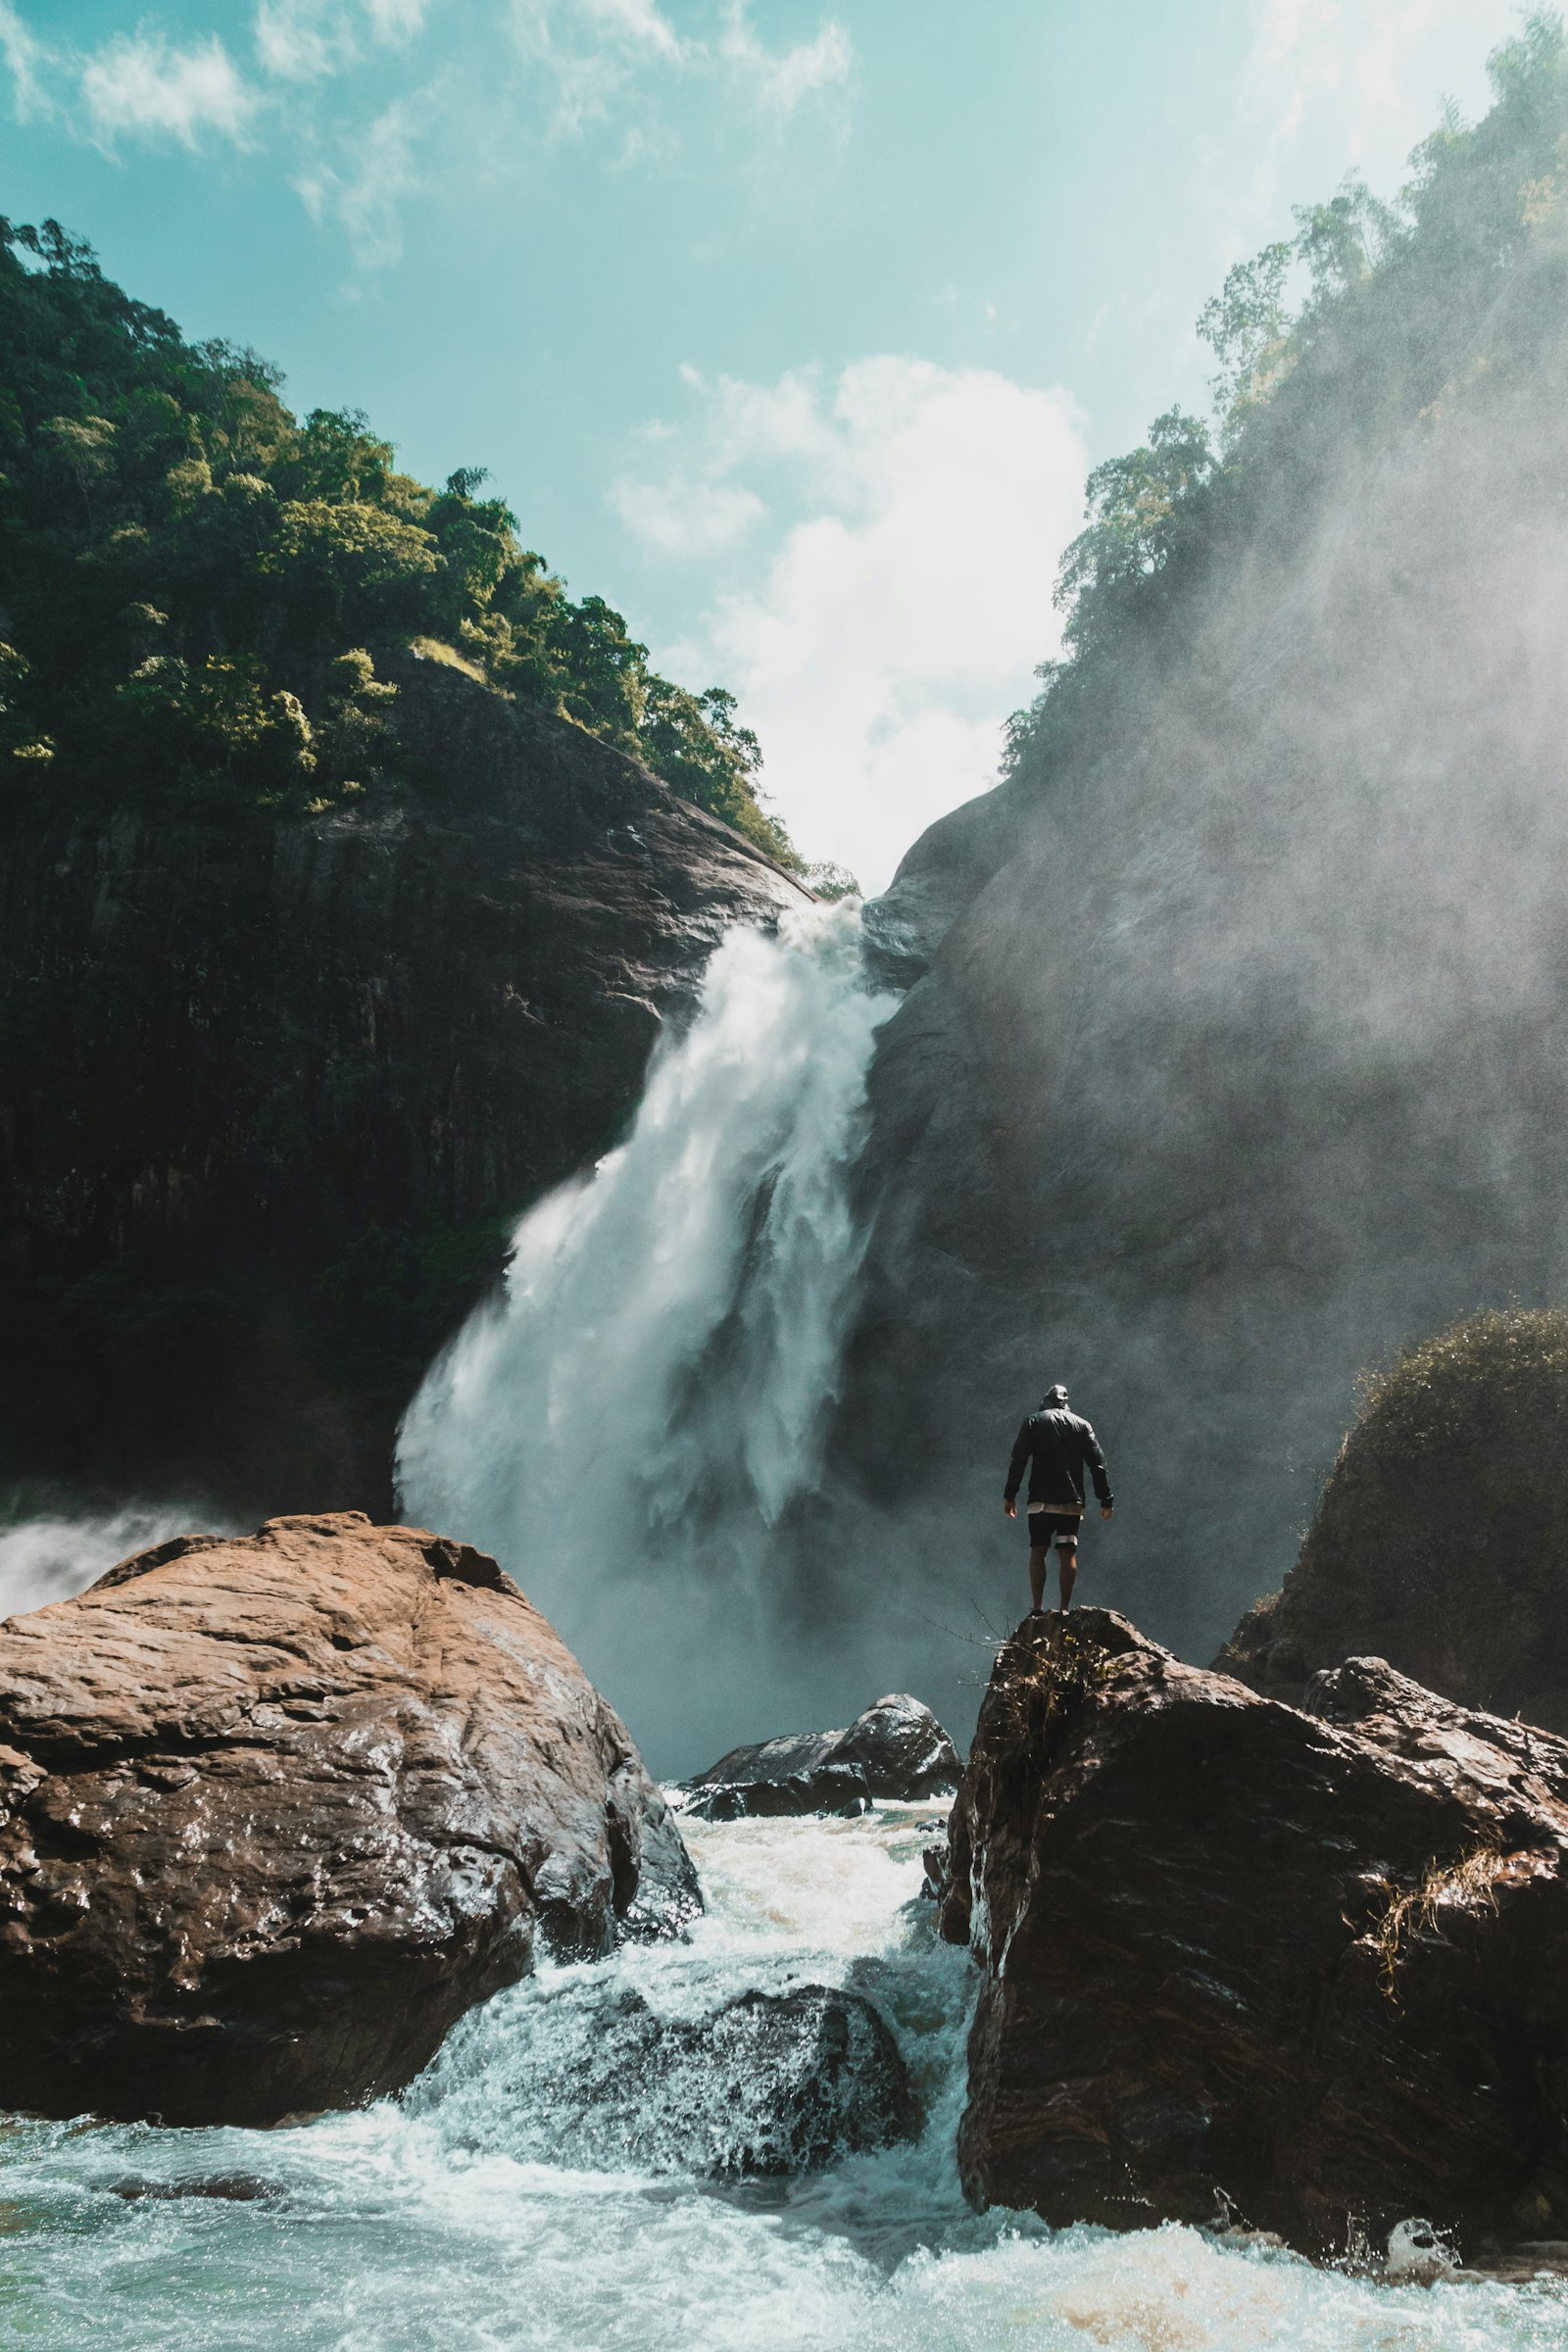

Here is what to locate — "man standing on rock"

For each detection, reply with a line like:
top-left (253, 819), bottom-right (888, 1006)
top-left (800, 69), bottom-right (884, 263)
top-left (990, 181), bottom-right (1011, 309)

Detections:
top-left (1004, 1384), bottom-right (1113, 1614)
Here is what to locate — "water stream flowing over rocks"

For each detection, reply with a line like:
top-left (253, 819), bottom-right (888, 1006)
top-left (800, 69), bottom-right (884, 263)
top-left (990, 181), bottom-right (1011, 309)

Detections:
top-left (397, 902), bottom-right (899, 1778)
top-left (3, 1806), bottom-right (1565, 2348)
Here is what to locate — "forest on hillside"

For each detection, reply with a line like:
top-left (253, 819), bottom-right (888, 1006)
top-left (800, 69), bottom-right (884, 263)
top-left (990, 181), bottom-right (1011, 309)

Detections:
top-left (0, 218), bottom-right (808, 875)
top-left (1005, 12), bottom-right (1568, 791)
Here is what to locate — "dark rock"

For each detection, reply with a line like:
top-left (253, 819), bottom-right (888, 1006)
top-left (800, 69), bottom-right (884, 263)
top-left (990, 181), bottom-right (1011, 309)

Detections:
top-left (0, 669), bottom-right (808, 1514)
top-left (944, 1606), bottom-right (1568, 2258)
top-left (688, 1764), bottom-right (872, 1823)
top-left (1216, 1309), bottom-right (1568, 1731)
top-left (682, 1693), bottom-right (960, 1819)
top-left (412, 1976), bottom-right (916, 2179)
top-left (105, 2175), bottom-right (282, 2203)
top-left (0, 1511), bottom-right (700, 2128)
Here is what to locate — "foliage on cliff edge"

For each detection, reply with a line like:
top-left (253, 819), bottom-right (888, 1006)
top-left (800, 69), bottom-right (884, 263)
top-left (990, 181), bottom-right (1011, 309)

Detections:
top-left (1006, 14), bottom-right (1568, 776)
top-left (0, 219), bottom-right (802, 870)
top-left (1222, 1307), bottom-right (1568, 1729)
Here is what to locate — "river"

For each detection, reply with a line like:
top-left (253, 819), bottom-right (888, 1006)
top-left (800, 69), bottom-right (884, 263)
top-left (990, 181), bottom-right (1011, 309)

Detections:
top-left (2, 1803), bottom-right (1563, 2349)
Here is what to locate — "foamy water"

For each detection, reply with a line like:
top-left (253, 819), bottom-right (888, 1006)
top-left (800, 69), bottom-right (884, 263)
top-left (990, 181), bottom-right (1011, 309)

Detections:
top-left (396, 904), bottom-right (899, 1778)
top-left (2, 1806), bottom-right (1563, 2350)
top-left (0, 1500), bottom-right (233, 1620)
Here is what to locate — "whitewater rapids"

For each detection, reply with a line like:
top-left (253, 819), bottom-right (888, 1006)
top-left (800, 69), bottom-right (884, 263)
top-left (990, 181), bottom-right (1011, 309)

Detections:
top-left (2, 1804), bottom-right (1563, 2350)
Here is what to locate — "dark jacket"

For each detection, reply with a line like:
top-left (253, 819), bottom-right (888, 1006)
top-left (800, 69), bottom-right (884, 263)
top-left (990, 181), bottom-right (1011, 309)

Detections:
top-left (1004, 1402), bottom-right (1113, 1511)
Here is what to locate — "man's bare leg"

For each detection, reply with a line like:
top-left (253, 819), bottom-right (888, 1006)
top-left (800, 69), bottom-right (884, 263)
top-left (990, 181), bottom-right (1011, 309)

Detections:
top-left (1029, 1544), bottom-right (1049, 1612)
top-left (1057, 1542), bottom-right (1078, 1612)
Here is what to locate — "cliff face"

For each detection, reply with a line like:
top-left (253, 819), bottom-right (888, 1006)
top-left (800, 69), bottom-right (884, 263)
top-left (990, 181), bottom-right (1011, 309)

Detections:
top-left (0, 657), bottom-right (807, 1512)
top-left (829, 335), bottom-right (1568, 1679)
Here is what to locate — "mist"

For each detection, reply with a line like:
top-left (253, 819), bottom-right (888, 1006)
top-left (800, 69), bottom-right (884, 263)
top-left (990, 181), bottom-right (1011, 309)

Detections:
top-left (0, 1496), bottom-right (237, 1619)
top-left (793, 26), bottom-right (1568, 1740)
top-left (387, 35), bottom-right (1568, 1773)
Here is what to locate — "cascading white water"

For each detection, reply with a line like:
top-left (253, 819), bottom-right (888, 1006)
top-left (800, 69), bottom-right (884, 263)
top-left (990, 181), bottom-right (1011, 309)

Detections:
top-left (397, 901), bottom-right (899, 1774)
top-left (5, 1807), bottom-right (1561, 2348)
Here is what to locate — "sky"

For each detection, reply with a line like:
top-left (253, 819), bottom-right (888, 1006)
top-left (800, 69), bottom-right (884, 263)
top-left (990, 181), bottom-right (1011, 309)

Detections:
top-left (0, 0), bottom-right (1533, 888)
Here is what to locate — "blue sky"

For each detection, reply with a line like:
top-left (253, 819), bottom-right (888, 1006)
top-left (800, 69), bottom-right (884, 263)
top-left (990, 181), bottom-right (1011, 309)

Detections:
top-left (0, 0), bottom-right (1529, 884)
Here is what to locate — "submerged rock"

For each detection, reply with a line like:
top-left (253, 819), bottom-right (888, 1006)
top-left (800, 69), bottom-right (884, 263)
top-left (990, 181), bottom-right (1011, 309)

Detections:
top-left (943, 1607), bottom-right (1568, 2258)
top-left (411, 1976), bottom-right (916, 2179)
top-left (0, 1512), bottom-right (700, 2128)
top-left (681, 1693), bottom-right (960, 1821)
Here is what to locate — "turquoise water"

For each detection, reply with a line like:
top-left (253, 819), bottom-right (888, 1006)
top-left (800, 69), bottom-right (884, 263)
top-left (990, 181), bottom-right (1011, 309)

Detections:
top-left (2, 1807), bottom-right (1565, 2351)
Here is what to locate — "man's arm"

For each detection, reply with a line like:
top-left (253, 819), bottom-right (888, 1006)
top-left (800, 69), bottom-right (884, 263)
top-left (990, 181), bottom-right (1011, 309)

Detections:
top-left (1081, 1423), bottom-right (1113, 1512)
top-left (1004, 1420), bottom-right (1031, 1512)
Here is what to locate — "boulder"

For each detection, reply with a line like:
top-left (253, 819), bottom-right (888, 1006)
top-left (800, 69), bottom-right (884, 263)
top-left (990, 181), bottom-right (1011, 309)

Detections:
top-left (410, 1976), bottom-right (916, 2177)
top-left (1217, 1308), bottom-right (1568, 1731)
top-left (682, 1693), bottom-right (960, 1820)
top-left (942, 1607), bottom-right (1568, 2258)
top-left (0, 1512), bottom-right (700, 2128)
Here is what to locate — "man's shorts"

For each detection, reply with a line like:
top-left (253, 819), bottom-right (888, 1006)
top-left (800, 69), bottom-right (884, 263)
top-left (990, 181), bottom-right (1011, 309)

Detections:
top-left (1026, 1506), bottom-right (1083, 1550)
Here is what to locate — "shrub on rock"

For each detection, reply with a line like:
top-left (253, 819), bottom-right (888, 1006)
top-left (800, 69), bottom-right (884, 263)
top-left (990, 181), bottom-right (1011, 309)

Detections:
top-left (1219, 1307), bottom-right (1568, 1727)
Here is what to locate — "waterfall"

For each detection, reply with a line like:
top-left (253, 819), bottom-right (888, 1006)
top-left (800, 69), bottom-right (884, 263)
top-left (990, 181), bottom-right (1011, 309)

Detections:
top-left (396, 901), bottom-right (898, 1774)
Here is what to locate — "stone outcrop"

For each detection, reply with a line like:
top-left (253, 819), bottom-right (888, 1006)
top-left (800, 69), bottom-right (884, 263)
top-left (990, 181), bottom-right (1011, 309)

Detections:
top-left (0, 662), bottom-right (808, 1514)
top-left (941, 1607), bottom-right (1568, 2258)
top-left (681, 1693), bottom-right (960, 1820)
top-left (411, 1978), bottom-right (916, 2178)
top-left (1217, 1308), bottom-right (1568, 1732)
top-left (0, 1511), bottom-right (700, 2128)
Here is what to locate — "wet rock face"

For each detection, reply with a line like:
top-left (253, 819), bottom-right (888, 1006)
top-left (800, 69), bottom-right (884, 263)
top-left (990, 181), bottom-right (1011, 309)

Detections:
top-left (0, 669), bottom-right (807, 1512)
top-left (413, 1977), bottom-right (916, 2178)
top-left (682, 1694), bottom-right (961, 1820)
top-left (943, 1607), bottom-right (1568, 2258)
top-left (0, 1512), bottom-right (700, 2128)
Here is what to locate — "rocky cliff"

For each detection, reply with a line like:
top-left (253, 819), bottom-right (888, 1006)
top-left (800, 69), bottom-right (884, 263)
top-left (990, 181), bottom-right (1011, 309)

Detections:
top-left (0, 656), bottom-right (807, 1513)
top-left (825, 254), bottom-right (1568, 1689)
top-left (1218, 1307), bottom-right (1568, 1730)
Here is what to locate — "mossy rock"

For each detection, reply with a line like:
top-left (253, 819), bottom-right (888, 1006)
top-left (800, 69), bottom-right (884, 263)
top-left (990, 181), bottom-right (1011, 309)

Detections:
top-left (1218, 1309), bottom-right (1568, 1729)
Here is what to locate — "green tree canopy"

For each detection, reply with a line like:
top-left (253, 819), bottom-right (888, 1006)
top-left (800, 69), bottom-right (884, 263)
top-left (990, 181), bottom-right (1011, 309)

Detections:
top-left (0, 219), bottom-right (803, 869)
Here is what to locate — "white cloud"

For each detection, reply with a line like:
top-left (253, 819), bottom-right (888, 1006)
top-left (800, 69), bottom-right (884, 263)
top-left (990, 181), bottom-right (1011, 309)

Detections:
top-left (80, 28), bottom-right (257, 149)
top-left (1240, 0), bottom-right (1518, 208)
top-left (612, 475), bottom-right (766, 556)
top-left (295, 94), bottom-right (422, 267)
top-left (255, 0), bottom-right (344, 80)
top-left (719, 0), bottom-right (851, 118)
top-left (618, 359), bottom-right (1088, 891)
top-left (0, 0), bottom-right (53, 120)
top-left (577, 0), bottom-right (681, 62)
top-left (363, 0), bottom-right (428, 40)
top-left (255, 0), bottom-right (427, 81)
top-left (511, 0), bottom-right (852, 141)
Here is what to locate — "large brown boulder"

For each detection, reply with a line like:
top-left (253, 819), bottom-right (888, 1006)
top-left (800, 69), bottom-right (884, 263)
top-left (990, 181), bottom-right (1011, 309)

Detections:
top-left (1218, 1308), bottom-right (1568, 1731)
top-left (941, 1607), bottom-right (1568, 2258)
top-left (0, 1511), bottom-right (700, 2128)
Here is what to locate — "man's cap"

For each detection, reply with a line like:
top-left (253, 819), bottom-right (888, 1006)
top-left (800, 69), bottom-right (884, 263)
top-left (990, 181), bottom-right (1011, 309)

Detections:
top-left (1044, 1383), bottom-right (1069, 1405)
